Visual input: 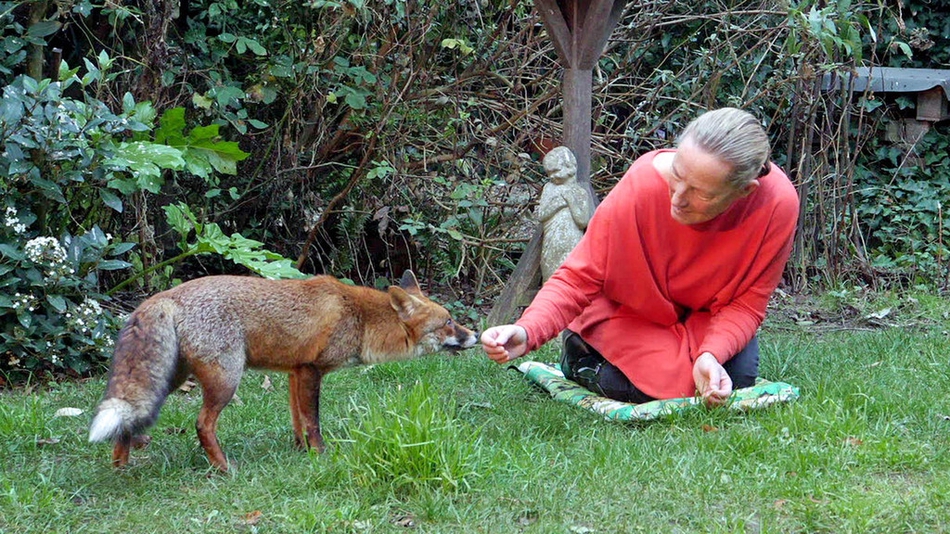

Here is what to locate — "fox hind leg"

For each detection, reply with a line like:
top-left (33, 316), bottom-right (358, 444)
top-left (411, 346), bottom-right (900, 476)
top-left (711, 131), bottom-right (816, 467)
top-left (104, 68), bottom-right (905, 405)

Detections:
top-left (291, 365), bottom-right (325, 453)
top-left (191, 358), bottom-right (242, 471)
top-left (112, 433), bottom-right (132, 467)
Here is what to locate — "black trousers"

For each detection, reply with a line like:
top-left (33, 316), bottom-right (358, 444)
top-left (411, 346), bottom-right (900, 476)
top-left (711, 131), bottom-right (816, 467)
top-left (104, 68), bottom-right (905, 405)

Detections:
top-left (559, 330), bottom-right (760, 403)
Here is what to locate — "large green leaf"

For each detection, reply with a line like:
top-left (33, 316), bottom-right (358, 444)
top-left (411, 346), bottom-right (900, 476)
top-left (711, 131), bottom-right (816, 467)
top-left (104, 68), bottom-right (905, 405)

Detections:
top-left (107, 141), bottom-right (185, 193)
top-left (154, 107), bottom-right (187, 146)
top-left (153, 111), bottom-right (249, 177)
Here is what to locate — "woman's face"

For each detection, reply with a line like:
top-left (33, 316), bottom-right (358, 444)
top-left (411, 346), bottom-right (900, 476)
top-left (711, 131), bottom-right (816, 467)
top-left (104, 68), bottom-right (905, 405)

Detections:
top-left (666, 140), bottom-right (758, 225)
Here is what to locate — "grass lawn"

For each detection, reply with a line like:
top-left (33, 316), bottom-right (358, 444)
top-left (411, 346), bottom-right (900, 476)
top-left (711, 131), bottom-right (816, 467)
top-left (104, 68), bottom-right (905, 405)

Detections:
top-left (1, 291), bottom-right (949, 533)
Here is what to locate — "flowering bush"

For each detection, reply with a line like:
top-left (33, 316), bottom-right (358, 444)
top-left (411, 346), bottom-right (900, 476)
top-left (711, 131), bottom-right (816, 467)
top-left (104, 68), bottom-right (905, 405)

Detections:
top-left (0, 205), bottom-right (131, 378)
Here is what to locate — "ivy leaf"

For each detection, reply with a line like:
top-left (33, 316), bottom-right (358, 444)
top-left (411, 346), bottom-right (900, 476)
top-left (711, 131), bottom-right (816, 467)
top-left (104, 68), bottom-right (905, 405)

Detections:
top-left (212, 85), bottom-right (246, 108)
top-left (27, 21), bottom-right (62, 39)
top-left (345, 91), bottom-right (366, 109)
top-left (243, 38), bottom-right (267, 56)
top-left (192, 93), bottom-right (214, 109)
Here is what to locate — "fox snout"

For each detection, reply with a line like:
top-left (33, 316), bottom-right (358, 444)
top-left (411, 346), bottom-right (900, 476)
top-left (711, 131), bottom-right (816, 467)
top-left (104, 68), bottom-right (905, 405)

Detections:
top-left (443, 321), bottom-right (479, 353)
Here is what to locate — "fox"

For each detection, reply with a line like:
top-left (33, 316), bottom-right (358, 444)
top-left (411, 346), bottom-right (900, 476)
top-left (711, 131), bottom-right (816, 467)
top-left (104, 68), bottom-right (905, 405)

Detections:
top-left (88, 270), bottom-right (478, 471)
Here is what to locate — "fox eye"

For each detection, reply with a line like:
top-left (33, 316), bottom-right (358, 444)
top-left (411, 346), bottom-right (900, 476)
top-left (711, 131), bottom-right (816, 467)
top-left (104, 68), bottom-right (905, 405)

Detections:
top-left (445, 319), bottom-right (453, 327)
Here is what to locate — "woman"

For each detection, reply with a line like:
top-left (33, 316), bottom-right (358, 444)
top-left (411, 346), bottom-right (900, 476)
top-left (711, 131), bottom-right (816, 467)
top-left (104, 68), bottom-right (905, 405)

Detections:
top-left (481, 107), bottom-right (800, 405)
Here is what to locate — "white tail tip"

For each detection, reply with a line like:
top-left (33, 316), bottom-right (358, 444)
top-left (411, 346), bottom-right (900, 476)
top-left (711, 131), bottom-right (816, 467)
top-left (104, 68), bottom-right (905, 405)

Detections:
top-left (88, 399), bottom-right (132, 442)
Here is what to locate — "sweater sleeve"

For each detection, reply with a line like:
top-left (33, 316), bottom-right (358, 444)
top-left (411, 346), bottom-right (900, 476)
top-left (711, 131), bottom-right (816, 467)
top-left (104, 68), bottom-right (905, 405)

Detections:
top-left (697, 183), bottom-right (800, 364)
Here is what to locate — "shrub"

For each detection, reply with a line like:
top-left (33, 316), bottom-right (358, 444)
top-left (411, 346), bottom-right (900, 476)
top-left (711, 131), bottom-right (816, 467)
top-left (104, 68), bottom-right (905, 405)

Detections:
top-left (0, 210), bottom-right (132, 378)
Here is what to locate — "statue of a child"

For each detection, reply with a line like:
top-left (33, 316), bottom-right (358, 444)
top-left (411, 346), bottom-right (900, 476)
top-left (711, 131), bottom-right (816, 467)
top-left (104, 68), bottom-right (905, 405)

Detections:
top-left (537, 146), bottom-right (593, 281)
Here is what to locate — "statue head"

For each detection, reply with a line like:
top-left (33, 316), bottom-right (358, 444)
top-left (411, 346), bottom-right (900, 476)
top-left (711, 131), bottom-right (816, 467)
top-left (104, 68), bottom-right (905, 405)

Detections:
top-left (542, 146), bottom-right (577, 185)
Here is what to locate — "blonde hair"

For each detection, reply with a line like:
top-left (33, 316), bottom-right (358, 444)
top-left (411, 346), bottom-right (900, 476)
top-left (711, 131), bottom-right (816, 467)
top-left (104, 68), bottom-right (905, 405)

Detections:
top-left (677, 107), bottom-right (771, 186)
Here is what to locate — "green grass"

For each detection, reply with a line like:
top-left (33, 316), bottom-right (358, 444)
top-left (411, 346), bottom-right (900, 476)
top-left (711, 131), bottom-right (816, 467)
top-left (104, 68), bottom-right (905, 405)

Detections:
top-left (2, 296), bottom-right (950, 533)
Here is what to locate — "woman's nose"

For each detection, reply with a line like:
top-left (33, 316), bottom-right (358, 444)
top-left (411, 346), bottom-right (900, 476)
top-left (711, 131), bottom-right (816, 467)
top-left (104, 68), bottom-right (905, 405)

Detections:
top-left (670, 185), bottom-right (688, 207)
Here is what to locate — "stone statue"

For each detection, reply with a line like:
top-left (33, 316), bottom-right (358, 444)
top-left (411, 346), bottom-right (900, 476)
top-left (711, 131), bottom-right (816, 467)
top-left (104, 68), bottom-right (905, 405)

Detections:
top-left (537, 146), bottom-right (593, 281)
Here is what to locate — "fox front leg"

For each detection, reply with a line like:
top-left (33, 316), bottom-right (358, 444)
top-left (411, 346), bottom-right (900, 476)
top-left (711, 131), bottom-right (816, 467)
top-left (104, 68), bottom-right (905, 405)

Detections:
top-left (290, 365), bottom-right (326, 453)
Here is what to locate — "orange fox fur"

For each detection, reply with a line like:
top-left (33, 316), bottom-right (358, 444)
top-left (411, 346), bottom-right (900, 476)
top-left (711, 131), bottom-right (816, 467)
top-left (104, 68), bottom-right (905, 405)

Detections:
top-left (88, 270), bottom-right (478, 471)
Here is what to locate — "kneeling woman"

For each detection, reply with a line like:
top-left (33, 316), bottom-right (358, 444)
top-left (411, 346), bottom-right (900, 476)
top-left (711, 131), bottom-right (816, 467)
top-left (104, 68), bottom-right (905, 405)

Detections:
top-left (481, 107), bottom-right (799, 405)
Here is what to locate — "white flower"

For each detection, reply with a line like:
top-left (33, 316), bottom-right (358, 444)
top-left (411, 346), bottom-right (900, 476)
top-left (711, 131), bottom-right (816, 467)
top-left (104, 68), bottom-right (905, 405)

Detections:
top-left (3, 206), bottom-right (25, 233)
top-left (66, 298), bottom-right (104, 335)
top-left (25, 236), bottom-right (68, 264)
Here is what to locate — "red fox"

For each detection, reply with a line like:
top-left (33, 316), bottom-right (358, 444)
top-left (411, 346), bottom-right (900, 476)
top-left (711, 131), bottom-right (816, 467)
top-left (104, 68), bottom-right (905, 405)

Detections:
top-left (88, 270), bottom-right (478, 471)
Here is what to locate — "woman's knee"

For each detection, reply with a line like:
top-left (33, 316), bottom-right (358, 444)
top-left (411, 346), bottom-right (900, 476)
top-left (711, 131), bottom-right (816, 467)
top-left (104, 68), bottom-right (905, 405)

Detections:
top-left (724, 336), bottom-right (760, 389)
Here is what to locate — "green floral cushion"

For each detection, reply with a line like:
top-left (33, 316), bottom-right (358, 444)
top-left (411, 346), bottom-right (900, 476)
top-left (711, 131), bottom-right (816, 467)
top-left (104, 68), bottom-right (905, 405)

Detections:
top-left (516, 360), bottom-right (800, 421)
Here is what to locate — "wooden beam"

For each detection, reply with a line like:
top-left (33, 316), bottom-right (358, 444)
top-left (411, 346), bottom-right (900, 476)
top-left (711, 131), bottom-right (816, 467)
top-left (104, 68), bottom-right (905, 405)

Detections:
top-left (486, 226), bottom-right (542, 326)
top-left (534, 0), bottom-right (575, 67)
top-left (577, 0), bottom-right (628, 68)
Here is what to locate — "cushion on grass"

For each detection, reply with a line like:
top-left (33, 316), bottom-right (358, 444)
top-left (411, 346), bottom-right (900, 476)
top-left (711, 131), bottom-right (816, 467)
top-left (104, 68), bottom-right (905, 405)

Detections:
top-left (516, 360), bottom-right (800, 422)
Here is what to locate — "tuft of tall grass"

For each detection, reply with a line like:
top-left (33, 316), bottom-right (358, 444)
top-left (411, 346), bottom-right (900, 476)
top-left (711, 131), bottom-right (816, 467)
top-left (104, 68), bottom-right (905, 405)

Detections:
top-left (331, 380), bottom-right (484, 493)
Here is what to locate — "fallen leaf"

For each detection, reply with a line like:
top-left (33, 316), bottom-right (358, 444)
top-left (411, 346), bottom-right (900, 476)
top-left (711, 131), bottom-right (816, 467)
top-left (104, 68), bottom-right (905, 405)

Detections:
top-left (517, 511), bottom-right (539, 527)
top-left (242, 510), bottom-right (263, 526)
top-left (392, 514), bottom-right (416, 528)
top-left (36, 437), bottom-right (60, 447)
top-left (844, 436), bottom-right (863, 447)
top-left (178, 378), bottom-right (198, 392)
top-left (865, 307), bottom-right (892, 320)
top-left (54, 407), bottom-right (84, 418)
top-left (773, 499), bottom-right (787, 510)
top-left (702, 424), bottom-right (718, 432)
top-left (261, 375), bottom-right (273, 391)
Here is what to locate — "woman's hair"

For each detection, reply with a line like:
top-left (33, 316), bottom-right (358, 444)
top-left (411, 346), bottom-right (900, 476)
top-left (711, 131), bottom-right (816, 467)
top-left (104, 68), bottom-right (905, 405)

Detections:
top-left (676, 107), bottom-right (771, 186)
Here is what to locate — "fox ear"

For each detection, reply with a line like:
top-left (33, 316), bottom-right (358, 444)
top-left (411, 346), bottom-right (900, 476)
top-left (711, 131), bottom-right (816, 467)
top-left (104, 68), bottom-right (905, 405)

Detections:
top-left (388, 286), bottom-right (420, 321)
top-left (399, 270), bottom-right (422, 295)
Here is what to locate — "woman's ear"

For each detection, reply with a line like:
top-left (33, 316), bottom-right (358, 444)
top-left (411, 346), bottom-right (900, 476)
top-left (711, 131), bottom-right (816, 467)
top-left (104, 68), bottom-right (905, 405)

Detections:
top-left (739, 180), bottom-right (760, 198)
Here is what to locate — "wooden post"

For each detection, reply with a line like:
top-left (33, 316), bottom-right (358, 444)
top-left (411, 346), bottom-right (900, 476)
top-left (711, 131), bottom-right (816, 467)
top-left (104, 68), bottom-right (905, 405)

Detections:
top-left (563, 67), bottom-right (595, 202)
top-left (486, 0), bottom-right (628, 325)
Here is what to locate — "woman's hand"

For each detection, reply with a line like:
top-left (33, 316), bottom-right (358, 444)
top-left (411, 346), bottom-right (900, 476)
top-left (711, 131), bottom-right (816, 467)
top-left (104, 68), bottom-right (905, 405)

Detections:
top-left (480, 325), bottom-right (529, 364)
top-left (692, 352), bottom-right (733, 405)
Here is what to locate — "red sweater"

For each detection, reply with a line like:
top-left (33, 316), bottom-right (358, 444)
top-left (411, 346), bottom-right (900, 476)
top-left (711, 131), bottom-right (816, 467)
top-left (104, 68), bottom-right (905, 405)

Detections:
top-left (517, 149), bottom-right (800, 399)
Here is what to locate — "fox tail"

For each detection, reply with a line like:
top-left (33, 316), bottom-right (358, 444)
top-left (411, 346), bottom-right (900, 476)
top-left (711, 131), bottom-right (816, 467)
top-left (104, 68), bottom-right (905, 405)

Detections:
top-left (89, 300), bottom-right (182, 444)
